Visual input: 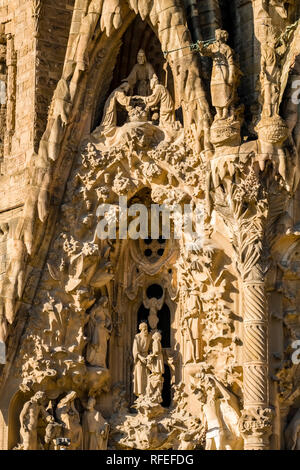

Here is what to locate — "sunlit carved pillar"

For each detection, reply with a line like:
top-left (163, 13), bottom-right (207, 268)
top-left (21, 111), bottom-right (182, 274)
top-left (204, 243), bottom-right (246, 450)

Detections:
top-left (240, 264), bottom-right (273, 450)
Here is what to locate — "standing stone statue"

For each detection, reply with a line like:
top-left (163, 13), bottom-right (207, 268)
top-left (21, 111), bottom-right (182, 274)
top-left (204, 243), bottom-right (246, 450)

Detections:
top-left (198, 29), bottom-right (238, 120)
top-left (146, 331), bottom-right (165, 403)
top-left (19, 392), bottom-right (54, 450)
top-left (82, 397), bottom-right (109, 450)
top-left (86, 296), bottom-right (112, 368)
top-left (181, 286), bottom-right (201, 364)
top-left (132, 322), bottom-right (152, 396)
top-left (56, 391), bottom-right (83, 450)
top-left (147, 331), bottom-right (164, 375)
top-left (126, 49), bottom-right (156, 96)
top-left (260, 32), bottom-right (280, 118)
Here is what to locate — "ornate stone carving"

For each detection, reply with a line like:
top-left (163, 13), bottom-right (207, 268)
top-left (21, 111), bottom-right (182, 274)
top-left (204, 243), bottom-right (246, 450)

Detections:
top-left (94, 82), bottom-right (132, 138)
top-left (145, 331), bottom-right (164, 404)
top-left (143, 290), bottom-right (165, 330)
top-left (181, 284), bottom-right (202, 364)
top-left (197, 29), bottom-right (240, 122)
top-left (190, 369), bottom-right (243, 450)
top-left (126, 49), bottom-right (156, 96)
top-left (82, 397), bottom-right (109, 450)
top-left (32, 0), bottom-right (42, 38)
top-left (132, 322), bottom-right (152, 397)
top-left (86, 296), bottom-right (112, 368)
top-left (239, 407), bottom-right (274, 450)
top-left (1, 0), bottom-right (300, 453)
top-left (56, 391), bottom-right (83, 450)
top-left (19, 392), bottom-right (54, 450)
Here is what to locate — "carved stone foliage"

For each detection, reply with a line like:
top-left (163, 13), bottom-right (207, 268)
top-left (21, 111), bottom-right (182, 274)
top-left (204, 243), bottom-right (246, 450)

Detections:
top-left (239, 407), bottom-right (274, 451)
top-left (113, 381), bottom-right (205, 450)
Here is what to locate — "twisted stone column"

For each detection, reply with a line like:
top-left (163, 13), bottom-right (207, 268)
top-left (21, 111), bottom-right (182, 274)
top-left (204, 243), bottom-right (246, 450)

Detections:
top-left (240, 274), bottom-right (273, 450)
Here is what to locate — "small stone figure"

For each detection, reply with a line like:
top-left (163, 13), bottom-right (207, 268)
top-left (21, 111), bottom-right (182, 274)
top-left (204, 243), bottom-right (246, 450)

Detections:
top-left (143, 290), bottom-right (164, 330)
top-left (86, 296), bottom-right (112, 368)
top-left (82, 397), bottom-right (109, 450)
top-left (56, 391), bottom-right (83, 450)
top-left (260, 32), bottom-right (281, 118)
top-left (146, 331), bottom-right (164, 403)
top-left (44, 422), bottom-right (63, 450)
top-left (19, 392), bottom-right (54, 450)
top-left (181, 286), bottom-right (202, 364)
top-left (126, 49), bottom-right (156, 96)
top-left (133, 322), bottom-right (152, 396)
top-left (95, 82), bottom-right (131, 137)
top-left (142, 76), bottom-right (176, 129)
top-left (198, 29), bottom-right (239, 120)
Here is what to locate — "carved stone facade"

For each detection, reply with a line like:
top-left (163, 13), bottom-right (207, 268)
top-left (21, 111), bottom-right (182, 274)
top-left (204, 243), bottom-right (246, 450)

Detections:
top-left (0, 0), bottom-right (300, 451)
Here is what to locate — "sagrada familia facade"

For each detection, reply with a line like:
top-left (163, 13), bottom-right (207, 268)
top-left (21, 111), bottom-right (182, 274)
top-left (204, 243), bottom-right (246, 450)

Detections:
top-left (0, 0), bottom-right (299, 451)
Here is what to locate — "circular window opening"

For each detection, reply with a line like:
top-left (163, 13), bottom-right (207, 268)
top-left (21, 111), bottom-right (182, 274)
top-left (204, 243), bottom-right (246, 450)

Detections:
top-left (146, 284), bottom-right (163, 299)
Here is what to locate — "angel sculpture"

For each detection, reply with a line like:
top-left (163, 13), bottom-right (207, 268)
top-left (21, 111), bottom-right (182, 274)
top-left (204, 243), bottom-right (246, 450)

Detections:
top-left (143, 289), bottom-right (165, 330)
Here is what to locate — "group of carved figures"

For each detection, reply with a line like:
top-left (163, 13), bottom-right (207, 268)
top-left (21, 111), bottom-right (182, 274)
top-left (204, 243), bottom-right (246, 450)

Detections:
top-left (96, 33), bottom-right (241, 141)
top-left (6, 1), bottom-right (300, 450)
top-left (18, 391), bottom-right (109, 450)
top-left (16, 294), bottom-right (113, 450)
top-left (133, 323), bottom-right (165, 404)
top-left (94, 49), bottom-right (177, 139)
top-left (96, 23), bottom-right (286, 142)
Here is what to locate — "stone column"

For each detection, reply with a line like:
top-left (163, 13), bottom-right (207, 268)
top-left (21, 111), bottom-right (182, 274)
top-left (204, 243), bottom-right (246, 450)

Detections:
top-left (240, 265), bottom-right (273, 449)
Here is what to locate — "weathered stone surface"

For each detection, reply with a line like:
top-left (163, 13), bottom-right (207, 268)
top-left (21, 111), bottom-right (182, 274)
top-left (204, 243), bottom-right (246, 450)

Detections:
top-left (0, 0), bottom-right (299, 451)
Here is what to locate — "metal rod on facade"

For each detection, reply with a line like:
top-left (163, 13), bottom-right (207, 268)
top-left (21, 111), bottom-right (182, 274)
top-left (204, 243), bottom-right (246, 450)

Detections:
top-left (163, 38), bottom-right (216, 58)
